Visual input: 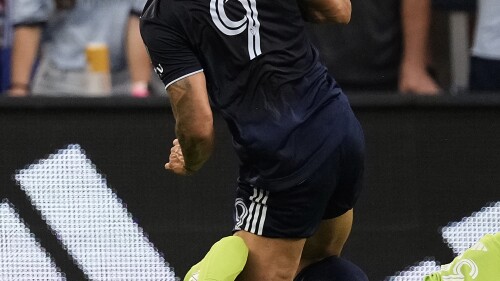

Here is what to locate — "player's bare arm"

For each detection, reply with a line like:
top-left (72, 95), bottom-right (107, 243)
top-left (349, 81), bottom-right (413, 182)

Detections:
top-left (297, 0), bottom-right (351, 24)
top-left (165, 72), bottom-right (214, 175)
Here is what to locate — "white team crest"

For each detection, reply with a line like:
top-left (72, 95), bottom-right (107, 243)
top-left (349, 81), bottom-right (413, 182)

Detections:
top-left (441, 259), bottom-right (479, 281)
top-left (234, 198), bottom-right (249, 230)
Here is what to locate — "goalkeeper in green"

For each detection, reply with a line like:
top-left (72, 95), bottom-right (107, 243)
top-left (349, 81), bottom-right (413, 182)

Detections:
top-left (425, 232), bottom-right (500, 281)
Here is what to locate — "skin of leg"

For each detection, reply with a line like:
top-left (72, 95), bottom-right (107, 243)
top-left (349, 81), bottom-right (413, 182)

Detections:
top-left (296, 209), bottom-right (354, 275)
top-left (234, 230), bottom-right (306, 281)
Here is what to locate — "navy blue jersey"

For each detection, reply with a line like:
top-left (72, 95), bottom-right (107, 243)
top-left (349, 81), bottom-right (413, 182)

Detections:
top-left (140, 0), bottom-right (350, 191)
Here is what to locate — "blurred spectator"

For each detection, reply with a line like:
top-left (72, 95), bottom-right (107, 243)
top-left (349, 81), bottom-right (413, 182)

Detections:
top-left (470, 0), bottom-right (500, 92)
top-left (8, 0), bottom-right (153, 97)
top-left (306, 0), bottom-right (441, 95)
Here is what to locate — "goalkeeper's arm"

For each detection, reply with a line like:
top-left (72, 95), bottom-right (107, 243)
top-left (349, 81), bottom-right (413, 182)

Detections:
top-left (297, 0), bottom-right (351, 24)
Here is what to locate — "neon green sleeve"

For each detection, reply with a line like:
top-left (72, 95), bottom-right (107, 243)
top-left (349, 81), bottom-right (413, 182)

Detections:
top-left (423, 272), bottom-right (441, 281)
top-left (424, 233), bottom-right (500, 281)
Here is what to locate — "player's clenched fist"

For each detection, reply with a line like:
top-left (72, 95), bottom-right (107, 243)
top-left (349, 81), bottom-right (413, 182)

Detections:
top-left (165, 139), bottom-right (190, 175)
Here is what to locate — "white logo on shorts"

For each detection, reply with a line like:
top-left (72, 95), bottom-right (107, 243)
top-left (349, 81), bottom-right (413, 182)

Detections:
top-left (234, 198), bottom-right (248, 230)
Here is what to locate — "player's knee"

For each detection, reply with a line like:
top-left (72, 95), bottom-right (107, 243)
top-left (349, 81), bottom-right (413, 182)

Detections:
top-left (295, 256), bottom-right (368, 281)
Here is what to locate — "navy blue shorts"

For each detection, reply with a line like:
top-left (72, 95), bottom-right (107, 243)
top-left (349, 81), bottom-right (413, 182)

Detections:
top-left (232, 109), bottom-right (365, 238)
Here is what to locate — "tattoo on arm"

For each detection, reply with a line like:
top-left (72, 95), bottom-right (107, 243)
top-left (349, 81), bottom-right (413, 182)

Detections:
top-left (168, 78), bottom-right (192, 95)
top-left (167, 75), bottom-right (214, 173)
top-left (168, 79), bottom-right (193, 120)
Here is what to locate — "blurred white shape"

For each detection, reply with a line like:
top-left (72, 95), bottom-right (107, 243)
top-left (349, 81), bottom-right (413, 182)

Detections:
top-left (385, 259), bottom-right (440, 281)
top-left (0, 201), bottom-right (66, 281)
top-left (441, 202), bottom-right (500, 255)
top-left (15, 144), bottom-right (177, 281)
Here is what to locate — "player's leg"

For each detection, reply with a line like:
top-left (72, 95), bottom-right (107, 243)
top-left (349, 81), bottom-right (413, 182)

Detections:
top-left (234, 230), bottom-right (305, 281)
top-left (295, 210), bottom-right (368, 281)
top-left (234, 213), bottom-right (356, 281)
top-left (298, 209), bottom-right (353, 273)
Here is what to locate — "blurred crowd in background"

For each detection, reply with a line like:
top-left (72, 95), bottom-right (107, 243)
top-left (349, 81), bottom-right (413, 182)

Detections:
top-left (0, 0), bottom-right (498, 98)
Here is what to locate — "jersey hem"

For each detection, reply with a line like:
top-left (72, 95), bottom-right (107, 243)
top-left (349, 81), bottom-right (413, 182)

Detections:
top-left (164, 69), bottom-right (204, 89)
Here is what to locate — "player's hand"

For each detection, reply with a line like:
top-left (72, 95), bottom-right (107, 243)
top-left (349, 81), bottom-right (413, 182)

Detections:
top-left (399, 65), bottom-right (441, 96)
top-left (165, 139), bottom-right (190, 175)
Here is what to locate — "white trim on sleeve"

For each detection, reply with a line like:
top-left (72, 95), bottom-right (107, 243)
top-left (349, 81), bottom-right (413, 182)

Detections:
top-left (165, 69), bottom-right (204, 89)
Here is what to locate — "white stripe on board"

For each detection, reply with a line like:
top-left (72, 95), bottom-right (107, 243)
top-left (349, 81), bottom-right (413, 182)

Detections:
top-left (14, 145), bottom-right (176, 281)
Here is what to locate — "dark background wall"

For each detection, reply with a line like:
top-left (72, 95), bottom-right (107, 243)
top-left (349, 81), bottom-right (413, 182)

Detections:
top-left (1, 95), bottom-right (500, 281)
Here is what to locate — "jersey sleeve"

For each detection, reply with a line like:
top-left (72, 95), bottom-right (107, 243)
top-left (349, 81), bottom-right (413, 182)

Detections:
top-left (140, 7), bottom-right (203, 89)
top-left (425, 233), bottom-right (500, 281)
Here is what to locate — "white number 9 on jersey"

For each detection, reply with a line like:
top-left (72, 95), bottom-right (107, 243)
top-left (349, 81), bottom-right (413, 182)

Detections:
top-left (210, 0), bottom-right (262, 60)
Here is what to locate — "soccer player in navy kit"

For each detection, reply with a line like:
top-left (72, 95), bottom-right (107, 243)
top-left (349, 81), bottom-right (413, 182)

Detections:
top-left (140, 0), bottom-right (367, 280)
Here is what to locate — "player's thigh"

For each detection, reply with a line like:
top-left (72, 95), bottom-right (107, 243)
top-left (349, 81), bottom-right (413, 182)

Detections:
top-left (298, 209), bottom-right (353, 272)
top-left (234, 230), bottom-right (305, 281)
